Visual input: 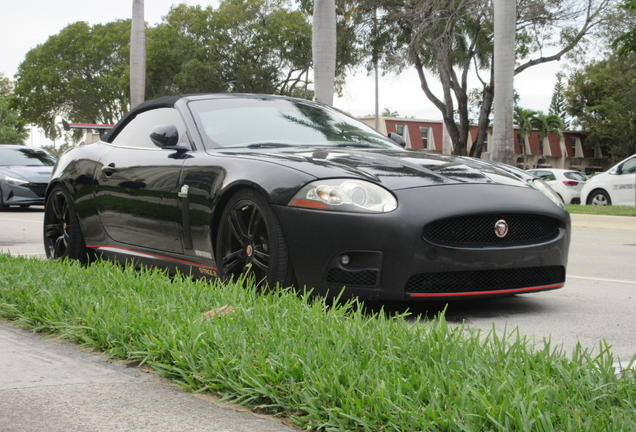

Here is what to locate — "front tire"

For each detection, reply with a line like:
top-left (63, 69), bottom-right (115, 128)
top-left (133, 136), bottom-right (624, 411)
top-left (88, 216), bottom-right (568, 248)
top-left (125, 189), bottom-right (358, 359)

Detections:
top-left (0, 191), bottom-right (9, 211)
top-left (216, 189), bottom-right (294, 289)
top-left (587, 189), bottom-right (611, 206)
top-left (43, 185), bottom-right (87, 262)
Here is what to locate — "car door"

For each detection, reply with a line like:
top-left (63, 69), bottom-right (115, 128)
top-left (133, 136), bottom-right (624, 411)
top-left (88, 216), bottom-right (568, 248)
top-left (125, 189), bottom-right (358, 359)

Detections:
top-left (611, 156), bottom-right (636, 206)
top-left (94, 107), bottom-right (190, 254)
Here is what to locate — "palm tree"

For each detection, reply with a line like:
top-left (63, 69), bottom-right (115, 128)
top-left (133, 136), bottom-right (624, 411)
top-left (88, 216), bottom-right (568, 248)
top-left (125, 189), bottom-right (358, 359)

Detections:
top-left (490, 0), bottom-right (516, 165)
top-left (514, 107), bottom-right (536, 169)
top-left (312, 0), bottom-right (336, 105)
top-left (130, 0), bottom-right (146, 108)
top-left (531, 112), bottom-right (564, 168)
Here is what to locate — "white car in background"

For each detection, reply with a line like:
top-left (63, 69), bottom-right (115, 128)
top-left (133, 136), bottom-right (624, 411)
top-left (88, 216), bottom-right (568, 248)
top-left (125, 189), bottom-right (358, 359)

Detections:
top-left (580, 154), bottom-right (636, 206)
top-left (527, 168), bottom-right (589, 204)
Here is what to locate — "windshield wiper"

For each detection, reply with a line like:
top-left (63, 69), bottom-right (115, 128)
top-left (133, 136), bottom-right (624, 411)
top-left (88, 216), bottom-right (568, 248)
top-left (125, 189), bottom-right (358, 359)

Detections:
top-left (246, 143), bottom-right (296, 149)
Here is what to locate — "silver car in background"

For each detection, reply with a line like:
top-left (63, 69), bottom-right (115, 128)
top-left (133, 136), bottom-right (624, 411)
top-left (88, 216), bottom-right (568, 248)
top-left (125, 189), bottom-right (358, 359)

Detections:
top-left (0, 145), bottom-right (56, 210)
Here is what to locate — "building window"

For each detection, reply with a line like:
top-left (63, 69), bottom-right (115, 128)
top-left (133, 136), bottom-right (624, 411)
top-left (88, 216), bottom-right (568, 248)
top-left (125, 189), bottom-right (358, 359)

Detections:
top-left (420, 127), bottom-right (429, 149)
top-left (570, 137), bottom-right (577, 154)
top-left (395, 125), bottom-right (405, 136)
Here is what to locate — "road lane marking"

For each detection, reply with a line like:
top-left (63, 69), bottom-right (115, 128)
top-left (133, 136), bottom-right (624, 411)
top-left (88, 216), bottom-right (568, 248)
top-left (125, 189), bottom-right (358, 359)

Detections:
top-left (0, 218), bottom-right (42, 224)
top-left (568, 275), bottom-right (636, 285)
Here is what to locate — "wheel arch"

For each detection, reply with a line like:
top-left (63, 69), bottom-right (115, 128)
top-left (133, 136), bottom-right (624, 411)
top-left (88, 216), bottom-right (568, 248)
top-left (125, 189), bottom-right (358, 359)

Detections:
top-left (44, 178), bottom-right (76, 205)
top-left (210, 181), bottom-right (273, 256)
top-left (586, 187), bottom-right (611, 205)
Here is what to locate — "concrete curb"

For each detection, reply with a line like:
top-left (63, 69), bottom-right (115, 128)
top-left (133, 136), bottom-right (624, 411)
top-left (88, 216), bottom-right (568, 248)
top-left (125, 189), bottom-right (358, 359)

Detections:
top-left (570, 213), bottom-right (636, 231)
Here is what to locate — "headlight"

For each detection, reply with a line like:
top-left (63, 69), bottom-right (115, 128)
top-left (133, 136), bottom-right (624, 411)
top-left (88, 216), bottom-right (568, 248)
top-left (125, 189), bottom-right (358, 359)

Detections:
top-left (4, 175), bottom-right (30, 185)
top-left (289, 179), bottom-right (397, 213)
top-left (533, 179), bottom-right (564, 209)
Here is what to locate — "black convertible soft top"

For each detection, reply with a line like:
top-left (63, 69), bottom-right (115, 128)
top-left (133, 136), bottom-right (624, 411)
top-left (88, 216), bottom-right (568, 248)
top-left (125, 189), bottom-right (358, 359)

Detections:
top-left (102, 95), bottom-right (183, 143)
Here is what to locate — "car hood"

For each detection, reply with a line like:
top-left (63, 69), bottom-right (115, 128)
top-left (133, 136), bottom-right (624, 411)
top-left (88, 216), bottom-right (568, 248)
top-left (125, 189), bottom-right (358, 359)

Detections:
top-left (0, 166), bottom-right (54, 183)
top-left (220, 147), bottom-right (535, 190)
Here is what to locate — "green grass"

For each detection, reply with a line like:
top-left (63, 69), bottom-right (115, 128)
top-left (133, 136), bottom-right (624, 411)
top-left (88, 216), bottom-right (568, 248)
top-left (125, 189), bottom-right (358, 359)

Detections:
top-left (566, 204), bottom-right (636, 217)
top-left (1, 255), bottom-right (635, 431)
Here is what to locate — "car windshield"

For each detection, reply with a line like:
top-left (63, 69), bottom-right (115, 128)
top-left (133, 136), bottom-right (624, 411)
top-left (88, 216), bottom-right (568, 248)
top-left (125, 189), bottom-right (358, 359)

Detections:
top-left (564, 171), bottom-right (588, 181)
top-left (0, 147), bottom-right (56, 166)
top-left (188, 97), bottom-right (401, 150)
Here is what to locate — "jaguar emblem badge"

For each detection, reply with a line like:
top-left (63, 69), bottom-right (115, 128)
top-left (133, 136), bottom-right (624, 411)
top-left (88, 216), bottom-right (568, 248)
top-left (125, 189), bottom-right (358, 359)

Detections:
top-left (494, 219), bottom-right (509, 238)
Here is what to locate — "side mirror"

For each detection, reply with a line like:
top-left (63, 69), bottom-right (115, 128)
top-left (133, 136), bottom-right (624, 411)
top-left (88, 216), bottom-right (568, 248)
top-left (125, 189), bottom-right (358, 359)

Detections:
top-left (388, 132), bottom-right (406, 148)
top-left (150, 124), bottom-right (180, 149)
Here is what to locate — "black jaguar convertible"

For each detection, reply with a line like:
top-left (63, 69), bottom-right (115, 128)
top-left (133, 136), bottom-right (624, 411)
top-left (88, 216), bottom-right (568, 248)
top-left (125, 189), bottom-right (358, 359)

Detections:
top-left (44, 94), bottom-right (570, 300)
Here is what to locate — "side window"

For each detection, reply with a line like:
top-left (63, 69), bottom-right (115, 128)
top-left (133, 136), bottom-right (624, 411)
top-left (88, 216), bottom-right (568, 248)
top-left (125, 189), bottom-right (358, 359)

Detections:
top-left (535, 170), bottom-right (555, 181)
top-left (620, 157), bottom-right (636, 174)
top-left (111, 108), bottom-right (187, 149)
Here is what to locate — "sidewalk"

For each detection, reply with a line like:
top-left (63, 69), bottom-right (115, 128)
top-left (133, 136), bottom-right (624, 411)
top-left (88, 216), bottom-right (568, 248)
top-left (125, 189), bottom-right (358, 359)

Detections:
top-left (0, 320), bottom-right (297, 432)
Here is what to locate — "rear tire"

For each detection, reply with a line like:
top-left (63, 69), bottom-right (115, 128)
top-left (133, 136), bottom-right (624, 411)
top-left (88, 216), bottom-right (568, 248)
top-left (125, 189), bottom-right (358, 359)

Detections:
top-left (216, 189), bottom-right (294, 289)
top-left (43, 185), bottom-right (87, 262)
top-left (587, 189), bottom-right (611, 206)
top-left (0, 191), bottom-right (9, 211)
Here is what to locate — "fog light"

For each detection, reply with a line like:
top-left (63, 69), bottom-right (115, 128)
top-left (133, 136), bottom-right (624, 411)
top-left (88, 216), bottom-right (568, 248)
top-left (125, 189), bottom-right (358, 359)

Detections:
top-left (341, 254), bottom-right (350, 265)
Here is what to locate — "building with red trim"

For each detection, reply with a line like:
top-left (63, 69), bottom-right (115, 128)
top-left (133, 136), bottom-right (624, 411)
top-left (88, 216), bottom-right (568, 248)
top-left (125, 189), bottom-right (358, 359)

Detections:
top-left (360, 116), bottom-right (609, 173)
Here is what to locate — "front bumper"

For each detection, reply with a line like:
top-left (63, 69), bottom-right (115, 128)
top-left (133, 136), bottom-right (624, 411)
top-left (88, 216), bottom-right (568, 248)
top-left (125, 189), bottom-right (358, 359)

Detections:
top-left (1, 182), bottom-right (48, 207)
top-left (275, 183), bottom-right (571, 301)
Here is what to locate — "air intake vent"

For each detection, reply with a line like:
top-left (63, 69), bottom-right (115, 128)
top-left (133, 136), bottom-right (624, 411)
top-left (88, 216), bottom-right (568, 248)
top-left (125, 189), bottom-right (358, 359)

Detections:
top-left (405, 266), bottom-right (565, 294)
top-left (326, 268), bottom-right (378, 287)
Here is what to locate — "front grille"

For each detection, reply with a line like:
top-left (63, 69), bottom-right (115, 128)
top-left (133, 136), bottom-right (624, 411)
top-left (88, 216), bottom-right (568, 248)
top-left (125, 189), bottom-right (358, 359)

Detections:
top-left (423, 214), bottom-right (560, 247)
top-left (326, 268), bottom-right (378, 287)
top-left (27, 183), bottom-right (48, 198)
top-left (405, 266), bottom-right (565, 294)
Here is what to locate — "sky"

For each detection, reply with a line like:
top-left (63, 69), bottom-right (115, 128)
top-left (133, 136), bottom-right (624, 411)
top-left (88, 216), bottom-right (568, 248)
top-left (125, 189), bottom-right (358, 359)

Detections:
top-left (1, 0), bottom-right (564, 147)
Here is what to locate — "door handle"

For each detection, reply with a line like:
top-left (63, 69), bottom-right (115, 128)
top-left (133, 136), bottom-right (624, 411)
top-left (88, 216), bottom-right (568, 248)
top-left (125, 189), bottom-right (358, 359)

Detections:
top-left (102, 163), bottom-right (117, 175)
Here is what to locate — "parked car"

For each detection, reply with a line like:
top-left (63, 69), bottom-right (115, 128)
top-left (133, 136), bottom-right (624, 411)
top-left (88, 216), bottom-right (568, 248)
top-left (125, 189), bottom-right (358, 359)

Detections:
top-left (43, 94), bottom-right (571, 300)
top-left (581, 154), bottom-right (636, 206)
top-left (526, 168), bottom-right (589, 204)
top-left (0, 145), bottom-right (56, 210)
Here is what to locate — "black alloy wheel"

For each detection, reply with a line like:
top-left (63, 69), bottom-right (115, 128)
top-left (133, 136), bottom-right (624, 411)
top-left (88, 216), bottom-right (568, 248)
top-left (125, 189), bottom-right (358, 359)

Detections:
top-left (216, 189), bottom-right (294, 289)
top-left (43, 185), bottom-right (87, 261)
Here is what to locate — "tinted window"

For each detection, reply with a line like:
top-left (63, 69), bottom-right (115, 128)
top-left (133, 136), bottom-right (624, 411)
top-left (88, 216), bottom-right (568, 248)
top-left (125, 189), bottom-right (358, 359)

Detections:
top-left (188, 97), bottom-right (401, 150)
top-left (0, 147), bottom-right (56, 166)
top-left (564, 171), bottom-right (588, 181)
top-left (530, 170), bottom-right (556, 181)
top-left (111, 108), bottom-right (187, 149)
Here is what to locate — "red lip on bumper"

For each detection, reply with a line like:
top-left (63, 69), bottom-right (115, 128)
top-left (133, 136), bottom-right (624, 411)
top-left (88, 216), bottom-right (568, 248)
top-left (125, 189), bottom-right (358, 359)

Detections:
top-left (407, 283), bottom-right (565, 298)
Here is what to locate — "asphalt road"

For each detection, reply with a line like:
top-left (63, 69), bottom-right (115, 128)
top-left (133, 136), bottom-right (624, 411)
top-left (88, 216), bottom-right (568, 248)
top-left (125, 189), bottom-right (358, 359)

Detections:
top-left (1, 208), bottom-right (635, 364)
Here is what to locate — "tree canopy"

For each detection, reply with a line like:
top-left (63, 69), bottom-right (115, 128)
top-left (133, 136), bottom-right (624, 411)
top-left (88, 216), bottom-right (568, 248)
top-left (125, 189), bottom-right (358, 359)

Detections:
top-left (0, 74), bottom-right (28, 144)
top-left (12, 20), bottom-right (131, 140)
top-left (147, 0), bottom-right (314, 98)
top-left (612, 0), bottom-right (636, 55)
top-left (565, 53), bottom-right (636, 160)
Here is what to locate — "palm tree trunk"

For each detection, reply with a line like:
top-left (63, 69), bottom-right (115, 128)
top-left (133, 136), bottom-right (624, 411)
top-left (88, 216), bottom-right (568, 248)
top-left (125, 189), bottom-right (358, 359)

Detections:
top-left (490, 0), bottom-right (516, 166)
top-left (130, 0), bottom-right (146, 109)
top-left (312, 0), bottom-right (336, 105)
